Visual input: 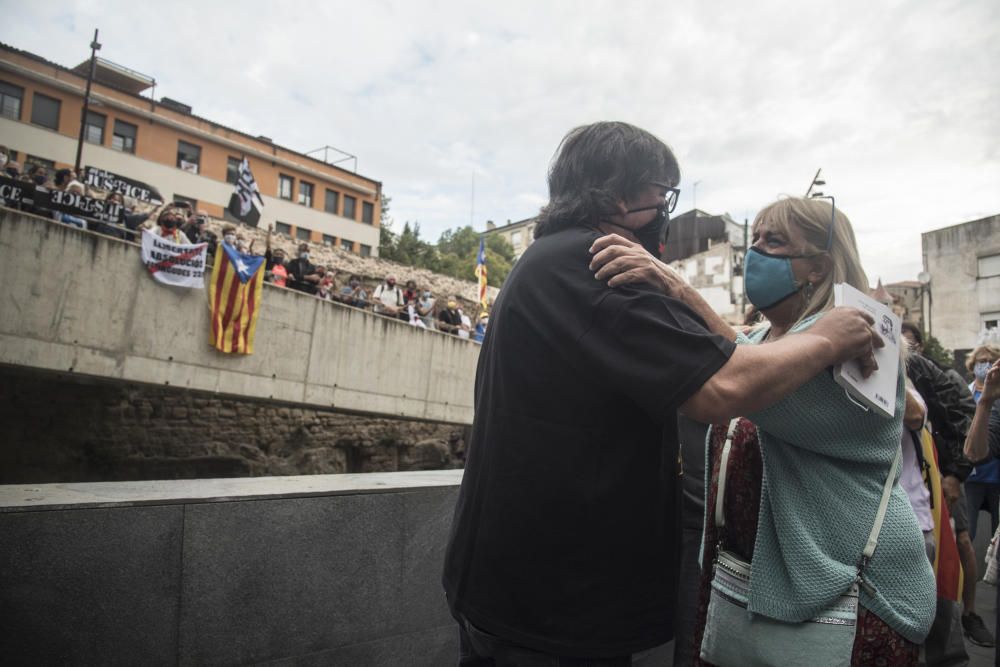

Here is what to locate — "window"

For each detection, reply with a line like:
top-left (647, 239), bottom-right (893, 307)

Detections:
top-left (324, 189), bottom-right (339, 214)
top-left (278, 174), bottom-right (293, 200)
top-left (360, 244), bottom-right (372, 257)
top-left (341, 239), bottom-right (354, 253)
top-left (111, 119), bottom-right (137, 153)
top-left (275, 222), bottom-right (291, 236)
top-left (296, 227), bottom-right (311, 241)
top-left (0, 81), bottom-right (23, 120)
top-left (362, 201), bottom-right (374, 224)
top-left (322, 234), bottom-right (337, 246)
top-left (173, 194), bottom-right (198, 210)
top-left (30, 93), bottom-right (60, 130)
top-left (979, 254), bottom-right (1000, 278)
top-left (511, 230), bottom-right (522, 248)
top-left (298, 181), bottom-right (314, 207)
top-left (343, 195), bottom-right (356, 220)
top-left (84, 111), bottom-right (106, 144)
top-left (176, 140), bottom-right (201, 174)
top-left (983, 314), bottom-right (999, 331)
top-left (26, 155), bottom-right (55, 171)
top-left (226, 157), bottom-right (241, 184)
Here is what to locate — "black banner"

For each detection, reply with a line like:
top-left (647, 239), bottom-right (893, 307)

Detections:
top-left (0, 175), bottom-right (123, 225)
top-left (0, 176), bottom-right (32, 209)
top-left (84, 166), bottom-right (164, 205)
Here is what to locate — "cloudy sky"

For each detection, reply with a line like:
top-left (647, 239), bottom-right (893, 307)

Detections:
top-left (5, 0), bottom-right (998, 282)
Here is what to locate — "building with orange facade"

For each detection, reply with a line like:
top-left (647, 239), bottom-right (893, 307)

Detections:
top-left (0, 42), bottom-right (381, 255)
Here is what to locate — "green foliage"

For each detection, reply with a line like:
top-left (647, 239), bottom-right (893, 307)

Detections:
top-left (375, 198), bottom-right (516, 287)
top-left (923, 334), bottom-right (954, 368)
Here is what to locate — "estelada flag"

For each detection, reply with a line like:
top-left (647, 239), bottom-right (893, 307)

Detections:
top-left (474, 238), bottom-right (488, 311)
top-left (914, 426), bottom-right (964, 601)
top-left (208, 242), bottom-right (265, 354)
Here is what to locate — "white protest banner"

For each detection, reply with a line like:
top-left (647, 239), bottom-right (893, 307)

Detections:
top-left (141, 229), bottom-right (208, 288)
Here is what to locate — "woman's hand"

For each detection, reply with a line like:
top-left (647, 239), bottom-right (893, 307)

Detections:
top-left (588, 234), bottom-right (689, 297)
top-left (982, 360), bottom-right (1000, 405)
top-left (589, 233), bottom-right (738, 342)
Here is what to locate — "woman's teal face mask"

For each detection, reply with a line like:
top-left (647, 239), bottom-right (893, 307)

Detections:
top-left (743, 247), bottom-right (808, 310)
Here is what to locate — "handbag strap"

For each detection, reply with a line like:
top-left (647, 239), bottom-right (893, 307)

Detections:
top-left (860, 445), bottom-right (902, 566)
top-left (714, 418), bottom-right (740, 532)
top-left (713, 417), bottom-right (902, 572)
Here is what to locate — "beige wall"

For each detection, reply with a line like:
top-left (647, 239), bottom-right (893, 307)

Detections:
top-left (922, 215), bottom-right (1000, 352)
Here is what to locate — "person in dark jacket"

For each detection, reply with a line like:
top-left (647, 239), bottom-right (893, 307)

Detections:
top-left (901, 322), bottom-right (991, 649)
top-left (285, 243), bottom-right (320, 295)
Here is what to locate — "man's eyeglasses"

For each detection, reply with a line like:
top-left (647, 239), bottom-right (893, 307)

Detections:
top-left (651, 182), bottom-right (681, 214)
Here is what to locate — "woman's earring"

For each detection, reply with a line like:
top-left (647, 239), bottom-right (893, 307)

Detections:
top-left (804, 281), bottom-right (814, 302)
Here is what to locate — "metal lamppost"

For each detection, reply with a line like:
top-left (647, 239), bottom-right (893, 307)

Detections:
top-left (918, 270), bottom-right (932, 337)
top-left (74, 29), bottom-right (101, 174)
top-left (805, 168), bottom-right (824, 197)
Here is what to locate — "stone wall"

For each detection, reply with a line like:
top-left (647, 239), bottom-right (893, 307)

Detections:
top-left (0, 368), bottom-right (469, 485)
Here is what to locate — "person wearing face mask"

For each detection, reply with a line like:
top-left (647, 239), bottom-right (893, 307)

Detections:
top-left (416, 288), bottom-right (436, 329)
top-left (264, 225), bottom-right (289, 287)
top-left (597, 195), bottom-right (937, 663)
top-left (898, 322), bottom-right (986, 654)
top-left (373, 274), bottom-right (403, 316)
top-left (152, 206), bottom-right (193, 243)
top-left (26, 164), bottom-right (48, 186)
top-left (221, 224), bottom-right (239, 248)
top-left (444, 122), bottom-right (886, 665)
top-left (437, 297), bottom-right (463, 335)
top-left (964, 343), bottom-right (1000, 540)
top-left (338, 275), bottom-right (368, 308)
top-left (286, 243), bottom-right (321, 295)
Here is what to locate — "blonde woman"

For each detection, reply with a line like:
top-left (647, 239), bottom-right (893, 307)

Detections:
top-left (591, 197), bottom-right (935, 665)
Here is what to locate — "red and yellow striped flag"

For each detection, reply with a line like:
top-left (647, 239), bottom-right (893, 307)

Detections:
top-left (475, 238), bottom-right (488, 312)
top-left (918, 426), bottom-right (964, 601)
top-left (208, 242), bottom-right (265, 354)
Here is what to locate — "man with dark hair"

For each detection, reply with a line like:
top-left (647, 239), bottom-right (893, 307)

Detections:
top-left (286, 243), bottom-right (320, 295)
top-left (443, 121), bottom-right (885, 663)
top-left (899, 323), bottom-right (990, 650)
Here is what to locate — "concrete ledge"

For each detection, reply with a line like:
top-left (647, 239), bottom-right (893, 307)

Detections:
top-left (0, 472), bottom-right (463, 665)
top-left (0, 469), bottom-right (465, 512)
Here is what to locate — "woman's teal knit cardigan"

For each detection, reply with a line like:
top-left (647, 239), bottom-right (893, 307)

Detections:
top-left (728, 315), bottom-right (935, 644)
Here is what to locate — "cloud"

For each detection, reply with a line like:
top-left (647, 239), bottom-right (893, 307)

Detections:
top-left (2, 0), bottom-right (997, 282)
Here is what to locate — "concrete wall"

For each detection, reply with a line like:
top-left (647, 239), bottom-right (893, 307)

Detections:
top-left (0, 471), bottom-right (463, 665)
top-left (922, 214), bottom-right (1000, 351)
top-left (0, 209), bottom-right (478, 424)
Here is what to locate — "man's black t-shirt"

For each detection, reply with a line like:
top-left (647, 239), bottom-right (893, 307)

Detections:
top-left (439, 308), bottom-right (462, 334)
top-left (286, 257), bottom-right (317, 295)
top-left (442, 226), bottom-right (735, 658)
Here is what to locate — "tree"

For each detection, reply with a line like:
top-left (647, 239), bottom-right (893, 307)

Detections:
top-left (923, 334), bottom-right (954, 368)
top-left (378, 194), bottom-right (397, 259)
top-left (376, 205), bottom-right (516, 287)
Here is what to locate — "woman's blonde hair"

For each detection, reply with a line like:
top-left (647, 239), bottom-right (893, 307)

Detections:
top-left (967, 344), bottom-right (1000, 372)
top-left (752, 197), bottom-right (869, 327)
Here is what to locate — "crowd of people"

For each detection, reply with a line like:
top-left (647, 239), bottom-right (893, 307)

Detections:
top-left (0, 145), bottom-right (490, 342)
top-left (259, 225), bottom-right (490, 340)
